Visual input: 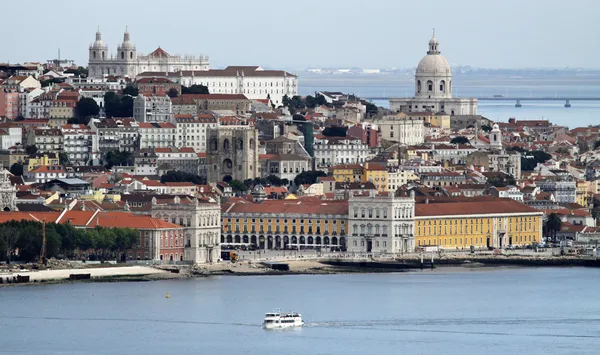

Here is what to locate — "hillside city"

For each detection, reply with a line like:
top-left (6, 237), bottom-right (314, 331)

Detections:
top-left (1, 29), bottom-right (600, 269)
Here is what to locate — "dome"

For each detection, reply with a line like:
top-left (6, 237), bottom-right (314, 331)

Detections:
top-left (91, 30), bottom-right (107, 49)
top-left (416, 54), bottom-right (451, 76)
top-left (119, 30), bottom-right (135, 50)
top-left (492, 123), bottom-right (500, 130)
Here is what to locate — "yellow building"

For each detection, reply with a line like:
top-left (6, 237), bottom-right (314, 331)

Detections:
top-left (414, 198), bottom-right (543, 249)
top-left (576, 180), bottom-right (588, 207)
top-left (221, 199), bottom-right (348, 250)
top-left (362, 163), bottom-right (388, 192)
top-left (27, 153), bottom-right (60, 171)
top-left (332, 164), bottom-right (364, 183)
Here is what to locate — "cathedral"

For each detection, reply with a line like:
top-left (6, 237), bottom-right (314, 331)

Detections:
top-left (389, 33), bottom-right (478, 116)
top-left (88, 28), bottom-right (209, 78)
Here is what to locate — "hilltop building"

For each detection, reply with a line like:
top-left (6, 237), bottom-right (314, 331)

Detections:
top-left (389, 33), bottom-right (477, 116)
top-left (88, 28), bottom-right (209, 78)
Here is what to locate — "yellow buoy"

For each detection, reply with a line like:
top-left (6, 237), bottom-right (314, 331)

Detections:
top-left (165, 292), bottom-right (170, 299)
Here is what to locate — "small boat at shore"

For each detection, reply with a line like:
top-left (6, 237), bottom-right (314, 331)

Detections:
top-left (263, 309), bottom-right (304, 329)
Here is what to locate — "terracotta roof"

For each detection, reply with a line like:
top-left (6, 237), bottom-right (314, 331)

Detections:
top-left (223, 199), bottom-right (347, 215)
top-left (415, 199), bottom-right (540, 217)
top-left (138, 122), bottom-right (176, 129)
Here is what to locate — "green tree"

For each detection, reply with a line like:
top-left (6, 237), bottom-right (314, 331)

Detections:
top-left (9, 163), bottom-right (23, 176)
top-left (122, 84), bottom-right (139, 96)
top-left (450, 136), bottom-right (470, 144)
top-left (294, 171), bottom-right (326, 186)
top-left (487, 173), bottom-right (516, 188)
top-left (229, 179), bottom-right (248, 194)
top-left (74, 97), bottom-right (100, 121)
top-left (305, 95), bottom-right (317, 108)
top-left (160, 170), bottom-right (206, 185)
top-left (59, 152), bottom-right (70, 165)
top-left (323, 126), bottom-right (347, 137)
top-left (15, 115), bottom-right (25, 121)
top-left (25, 145), bottom-right (38, 155)
top-left (104, 151), bottom-right (133, 169)
top-left (545, 213), bottom-right (562, 242)
top-left (266, 175), bottom-right (282, 186)
top-left (181, 84), bottom-right (209, 95)
top-left (481, 123), bottom-right (493, 132)
top-left (104, 92), bottom-right (133, 118)
top-left (64, 66), bottom-right (89, 77)
top-left (594, 140), bottom-right (600, 150)
top-left (365, 102), bottom-right (378, 117)
top-left (167, 87), bottom-right (179, 98)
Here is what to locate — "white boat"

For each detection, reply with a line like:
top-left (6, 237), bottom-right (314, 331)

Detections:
top-left (263, 309), bottom-right (304, 329)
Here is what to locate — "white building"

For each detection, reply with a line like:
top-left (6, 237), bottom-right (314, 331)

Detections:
top-left (133, 94), bottom-right (172, 123)
top-left (347, 190), bottom-right (416, 254)
top-left (18, 88), bottom-right (44, 117)
top-left (137, 66), bottom-right (298, 106)
top-left (151, 196), bottom-right (221, 264)
top-left (377, 116), bottom-right (425, 145)
top-left (61, 124), bottom-right (99, 166)
top-left (490, 185), bottom-right (524, 202)
top-left (138, 122), bottom-right (176, 149)
top-left (171, 114), bottom-right (218, 152)
top-left (313, 136), bottom-right (370, 169)
top-left (389, 34), bottom-right (477, 116)
top-left (88, 29), bottom-right (209, 78)
top-left (0, 124), bottom-right (23, 150)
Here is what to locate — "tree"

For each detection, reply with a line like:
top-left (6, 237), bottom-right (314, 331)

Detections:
top-left (577, 140), bottom-right (589, 154)
top-left (167, 88), bottom-right (179, 98)
top-left (294, 171), bottom-right (326, 186)
top-left (266, 175), bottom-right (282, 186)
top-left (75, 97), bottom-right (100, 120)
top-left (64, 66), bottom-right (88, 77)
top-left (25, 145), bottom-right (38, 155)
top-left (122, 84), bottom-right (139, 97)
top-left (322, 126), bottom-right (347, 137)
top-left (59, 152), bottom-right (70, 165)
top-left (450, 136), bottom-right (470, 144)
top-left (594, 140), bottom-right (600, 150)
top-left (15, 115), bottom-right (25, 121)
top-left (545, 213), bottom-right (562, 242)
top-left (487, 173), bottom-right (516, 188)
top-left (104, 92), bottom-right (133, 118)
top-left (181, 84), bottom-right (209, 95)
top-left (365, 102), bottom-right (378, 117)
top-left (160, 170), bottom-right (206, 185)
top-left (228, 179), bottom-right (248, 194)
top-left (315, 94), bottom-right (327, 106)
top-left (104, 151), bottom-right (133, 169)
top-left (481, 123), bottom-right (493, 132)
top-left (305, 95), bottom-right (317, 109)
top-left (9, 163), bottom-right (23, 176)
top-left (40, 78), bottom-right (64, 87)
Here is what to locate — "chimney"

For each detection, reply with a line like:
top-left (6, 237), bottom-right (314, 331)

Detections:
top-left (425, 198), bottom-right (429, 204)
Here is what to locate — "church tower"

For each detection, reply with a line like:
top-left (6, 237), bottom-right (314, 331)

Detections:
top-left (490, 123), bottom-right (503, 150)
top-left (117, 28), bottom-right (137, 77)
top-left (88, 28), bottom-right (108, 77)
top-left (0, 169), bottom-right (18, 211)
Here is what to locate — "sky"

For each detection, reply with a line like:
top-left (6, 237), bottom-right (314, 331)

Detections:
top-left (2, 0), bottom-right (599, 69)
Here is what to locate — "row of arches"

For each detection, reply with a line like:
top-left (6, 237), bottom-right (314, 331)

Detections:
top-left (221, 234), bottom-right (345, 250)
top-left (210, 138), bottom-right (256, 152)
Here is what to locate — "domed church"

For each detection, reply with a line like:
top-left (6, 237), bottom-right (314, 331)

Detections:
top-left (389, 32), bottom-right (477, 116)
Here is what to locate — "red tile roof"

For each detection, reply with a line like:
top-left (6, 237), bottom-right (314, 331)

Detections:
top-left (415, 199), bottom-right (540, 217)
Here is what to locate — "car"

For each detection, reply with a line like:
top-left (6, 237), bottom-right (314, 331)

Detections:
top-left (506, 245), bottom-right (515, 250)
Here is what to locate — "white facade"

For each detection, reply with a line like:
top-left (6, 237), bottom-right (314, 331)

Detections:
top-left (133, 94), bottom-right (172, 123)
top-left (151, 196), bottom-right (221, 264)
top-left (18, 88), bottom-right (44, 117)
top-left (61, 125), bottom-right (99, 166)
top-left (137, 66), bottom-right (298, 106)
top-left (347, 191), bottom-right (416, 254)
top-left (314, 136), bottom-right (370, 168)
top-left (0, 126), bottom-right (22, 150)
top-left (138, 122), bottom-right (176, 149)
top-left (88, 29), bottom-right (209, 79)
top-left (171, 115), bottom-right (218, 152)
top-left (389, 34), bottom-right (477, 116)
top-left (377, 116), bottom-right (425, 145)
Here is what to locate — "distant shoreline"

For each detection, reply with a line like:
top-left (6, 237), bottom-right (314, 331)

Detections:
top-left (2, 256), bottom-right (599, 287)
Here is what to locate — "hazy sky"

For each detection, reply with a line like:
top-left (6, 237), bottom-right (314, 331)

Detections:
top-left (3, 0), bottom-right (599, 69)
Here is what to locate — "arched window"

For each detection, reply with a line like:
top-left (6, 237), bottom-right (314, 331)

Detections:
top-left (93, 51), bottom-right (96, 59)
top-left (101, 51), bottom-right (105, 59)
top-left (375, 209), bottom-right (380, 218)
top-left (361, 208), bottom-right (365, 218)
top-left (367, 224), bottom-right (373, 234)
top-left (382, 226), bottom-right (388, 235)
top-left (353, 207), bottom-right (358, 218)
top-left (210, 138), bottom-right (218, 151)
top-left (368, 208), bottom-right (373, 218)
top-left (427, 80), bottom-right (433, 92)
top-left (360, 224), bottom-right (365, 233)
top-left (249, 139), bottom-right (255, 149)
top-left (417, 80), bottom-right (421, 93)
top-left (353, 225), bottom-right (358, 234)
top-left (121, 51), bottom-right (125, 59)
top-left (375, 225), bottom-right (380, 235)
top-left (237, 138), bottom-right (243, 150)
top-left (130, 51), bottom-right (133, 59)
top-left (440, 80), bottom-right (445, 92)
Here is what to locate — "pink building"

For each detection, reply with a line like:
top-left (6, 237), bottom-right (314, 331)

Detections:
top-left (347, 123), bottom-right (379, 148)
top-left (0, 91), bottom-right (19, 119)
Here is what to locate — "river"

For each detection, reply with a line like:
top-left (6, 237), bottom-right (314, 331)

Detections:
top-left (299, 75), bottom-right (600, 127)
top-left (1, 267), bottom-right (599, 354)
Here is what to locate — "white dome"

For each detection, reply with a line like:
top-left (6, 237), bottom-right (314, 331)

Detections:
top-left (416, 54), bottom-right (451, 76)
